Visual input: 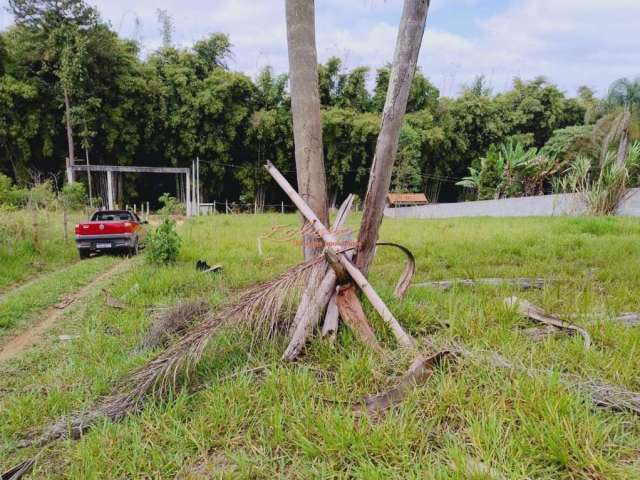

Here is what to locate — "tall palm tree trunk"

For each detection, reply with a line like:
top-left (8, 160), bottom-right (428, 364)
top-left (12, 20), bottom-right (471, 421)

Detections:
top-left (355, 0), bottom-right (431, 276)
top-left (285, 0), bottom-right (328, 260)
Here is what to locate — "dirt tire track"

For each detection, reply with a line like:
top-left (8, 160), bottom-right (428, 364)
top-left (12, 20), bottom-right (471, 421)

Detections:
top-left (0, 259), bottom-right (130, 362)
top-left (0, 261), bottom-right (81, 303)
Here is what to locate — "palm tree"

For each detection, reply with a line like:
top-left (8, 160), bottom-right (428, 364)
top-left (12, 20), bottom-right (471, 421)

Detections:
top-left (602, 77), bottom-right (640, 167)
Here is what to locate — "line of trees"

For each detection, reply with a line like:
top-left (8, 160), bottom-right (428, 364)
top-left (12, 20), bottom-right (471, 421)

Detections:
top-left (1, 0), bottom-right (635, 208)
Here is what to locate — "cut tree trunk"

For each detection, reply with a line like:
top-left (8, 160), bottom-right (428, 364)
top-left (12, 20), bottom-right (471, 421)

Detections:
top-left (335, 283), bottom-right (383, 353)
top-left (285, 0), bottom-right (329, 260)
top-left (355, 0), bottom-right (430, 276)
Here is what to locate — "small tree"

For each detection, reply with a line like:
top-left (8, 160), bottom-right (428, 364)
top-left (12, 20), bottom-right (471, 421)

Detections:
top-left (147, 194), bottom-right (181, 265)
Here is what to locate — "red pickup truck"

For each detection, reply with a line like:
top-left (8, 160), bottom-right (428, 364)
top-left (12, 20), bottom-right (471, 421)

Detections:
top-left (75, 210), bottom-right (147, 259)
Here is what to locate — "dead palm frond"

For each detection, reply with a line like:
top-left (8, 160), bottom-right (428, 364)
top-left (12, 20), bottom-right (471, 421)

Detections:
top-left (139, 300), bottom-right (210, 350)
top-left (22, 255), bottom-right (324, 447)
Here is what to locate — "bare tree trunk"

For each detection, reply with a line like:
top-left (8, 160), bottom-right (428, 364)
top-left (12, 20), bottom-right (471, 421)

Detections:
top-left (355, 0), bottom-right (430, 276)
top-left (616, 108), bottom-right (631, 167)
top-left (285, 0), bottom-right (329, 260)
top-left (63, 87), bottom-right (75, 182)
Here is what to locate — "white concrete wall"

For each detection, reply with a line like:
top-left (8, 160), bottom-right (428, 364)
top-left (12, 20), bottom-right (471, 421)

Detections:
top-left (384, 188), bottom-right (640, 219)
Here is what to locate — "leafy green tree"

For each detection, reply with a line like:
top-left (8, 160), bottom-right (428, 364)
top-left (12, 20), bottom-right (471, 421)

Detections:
top-left (321, 108), bottom-right (379, 203)
top-left (391, 124), bottom-right (422, 192)
top-left (335, 66), bottom-right (370, 112)
top-left (497, 77), bottom-right (585, 148)
top-left (462, 75), bottom-right (492, 97)
top-left (372, 66), bottom-right (438, 113)
top-left (318, 56), bottom-right (341, 107)
top-left (193, 33), bottom-right (232, 75)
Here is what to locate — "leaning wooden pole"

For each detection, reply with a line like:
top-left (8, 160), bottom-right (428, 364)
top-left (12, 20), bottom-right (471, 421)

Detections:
top-left (355, 0), bottom-right (431, 276)
top-left (266, 161), bottom-right (415, 349)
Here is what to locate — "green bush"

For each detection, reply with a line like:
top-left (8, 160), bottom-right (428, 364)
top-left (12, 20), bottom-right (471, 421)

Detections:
top-left (159, 193), bottom-right (186, 216)
top-left (146, 217), bottom-right (181, 265)
top-left (60, 182), bottom-right (87, 210)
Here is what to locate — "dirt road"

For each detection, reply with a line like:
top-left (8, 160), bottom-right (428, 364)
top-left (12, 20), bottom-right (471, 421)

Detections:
top-left (0, 259), bottom-right (130, 362)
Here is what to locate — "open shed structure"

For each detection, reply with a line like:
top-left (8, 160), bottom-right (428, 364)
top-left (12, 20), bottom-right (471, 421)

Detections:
top-left (69, 164), bottom-right (200, 216)
top-left (386, 193), bottom-right (429, 208)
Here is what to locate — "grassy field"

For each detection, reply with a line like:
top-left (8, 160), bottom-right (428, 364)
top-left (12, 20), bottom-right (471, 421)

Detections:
top-left (1, 213), bottom-right (640, 478)
top-left (0, 209), bottom-right (90, 292)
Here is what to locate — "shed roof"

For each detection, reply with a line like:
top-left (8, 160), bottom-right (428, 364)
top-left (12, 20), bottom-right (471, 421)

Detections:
top-left (386, 193), bottom-right (429, 206)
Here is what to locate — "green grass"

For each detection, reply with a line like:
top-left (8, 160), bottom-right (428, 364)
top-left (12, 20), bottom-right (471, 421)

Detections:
top-left (0, 209), bottom-right (90, 292)
top-left (0, 254), bottom-right (120, 336)
top-left (2, 214), bottom-right (640, 478)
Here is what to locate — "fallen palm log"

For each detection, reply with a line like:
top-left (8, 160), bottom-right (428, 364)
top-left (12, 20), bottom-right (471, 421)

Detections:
top-left (413, 278), bottom-right (546, 291)
top-left (569, 312), bottom-right (640, 327)
top-left (139, 300), bottom-right (210, 350)
top-left (358, 350), bottom-right (453, 413)
top-left (601, 312), bottom-right (640, 327)
top-left (266, 161), bottom-right (415, 350)
top-left (505, 296), bottom-right (592, 348)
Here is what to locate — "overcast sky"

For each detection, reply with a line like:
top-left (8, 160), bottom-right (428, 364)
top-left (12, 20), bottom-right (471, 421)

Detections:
top-left (1, 0), bottom-right (638, 97)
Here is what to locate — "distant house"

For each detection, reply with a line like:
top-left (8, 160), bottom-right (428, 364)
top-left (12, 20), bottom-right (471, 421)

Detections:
top-left (386, 193), bottom-right (429, 208)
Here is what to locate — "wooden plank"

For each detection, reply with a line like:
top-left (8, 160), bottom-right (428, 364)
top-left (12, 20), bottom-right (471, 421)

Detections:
top-left (71, 165), bottom-right (190, 174)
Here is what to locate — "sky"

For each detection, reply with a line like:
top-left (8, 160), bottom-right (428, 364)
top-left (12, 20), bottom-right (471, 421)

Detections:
top-left (1, 0), bottom-right (638, 97)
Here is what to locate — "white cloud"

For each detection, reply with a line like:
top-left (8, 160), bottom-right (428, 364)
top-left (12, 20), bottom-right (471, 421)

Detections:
top-left (1, 0), bottom-right (638, 96)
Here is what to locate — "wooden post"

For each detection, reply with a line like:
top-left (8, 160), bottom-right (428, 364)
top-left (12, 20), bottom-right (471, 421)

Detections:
top-left (281, 201), bottom-right (284, 214)
top-left (266, 161), bottom-right (414, 349)
top-left (146, 201), bottom-right (150, 220)
top-left (107, 170), bottom-right (115, 210)
top-left (213, 200), bottom-right (216, 214)
top-left (225, 199), bottom-right (229, 214)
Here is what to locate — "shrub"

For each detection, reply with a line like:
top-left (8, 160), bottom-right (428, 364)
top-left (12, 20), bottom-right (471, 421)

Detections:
top-left (159, 193), bottom-right (186, 216)
top-left (60, 182), bottom-right (87, 210)
top-left (146, 217), bottom-right (181, 265)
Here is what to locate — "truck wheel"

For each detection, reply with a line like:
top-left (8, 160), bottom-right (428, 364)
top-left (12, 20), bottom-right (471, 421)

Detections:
top-left (129, 240), bottom-right (139, 257)
top-left (78, 249), bottom-right (90, 260)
